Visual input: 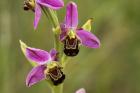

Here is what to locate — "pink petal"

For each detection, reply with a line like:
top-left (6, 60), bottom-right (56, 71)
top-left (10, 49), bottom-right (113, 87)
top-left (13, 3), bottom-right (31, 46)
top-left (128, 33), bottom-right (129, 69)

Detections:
top-left (26, 47), bottom-right (51, 64)
top-left (49, 48), bottom-right (58, 61)
top-left (26, 65), bottom-right (46, 87)
top-left (60, 23), bottom-right (68, 41)
top-left (76, 88), bottom-right (86, 93)
top-left (37, 0), bottom-right (64, 10)
top-left (65, 2), bottom-right (78, 28)
top-left (34, 4), bottom-right (42, 30)
top-left (76, 29), bottom-right (100, 48)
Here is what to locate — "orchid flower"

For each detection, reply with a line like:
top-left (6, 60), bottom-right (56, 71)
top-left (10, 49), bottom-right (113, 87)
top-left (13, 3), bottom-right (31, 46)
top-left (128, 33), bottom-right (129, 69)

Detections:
top-left (23, 0), bottom-right (64, 29)
top-left (60, 2), bottom-right (100, 56)
top-left (20, 40), bottom-right (65, 87)
top-left (76, 88), bottom-right (86, 93)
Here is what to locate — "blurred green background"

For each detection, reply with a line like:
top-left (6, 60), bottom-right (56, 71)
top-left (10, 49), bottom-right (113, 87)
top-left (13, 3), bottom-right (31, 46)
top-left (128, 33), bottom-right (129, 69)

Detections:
top-left (0, 0), bottom-right (140, 93)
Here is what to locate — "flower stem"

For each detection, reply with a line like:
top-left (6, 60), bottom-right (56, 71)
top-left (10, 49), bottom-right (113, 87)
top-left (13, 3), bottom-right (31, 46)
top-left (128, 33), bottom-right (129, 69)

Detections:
top-left (42, 7), bottom-right (61, 55)
top-left (52, 84), bottom-right (63, 93)
top-left (43, 7), bottom-right (69, 66)
top-left (42, 7), bottom-right (64, 93)
top-left (45, 8), bottom-right (59, 28)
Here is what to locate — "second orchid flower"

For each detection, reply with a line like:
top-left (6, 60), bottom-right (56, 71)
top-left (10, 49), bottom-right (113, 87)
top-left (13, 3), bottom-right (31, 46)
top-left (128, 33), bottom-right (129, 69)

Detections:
top-left (60, 2), bottom-right (100, 56)
top-left (20, 40), bottom-right (65, 87)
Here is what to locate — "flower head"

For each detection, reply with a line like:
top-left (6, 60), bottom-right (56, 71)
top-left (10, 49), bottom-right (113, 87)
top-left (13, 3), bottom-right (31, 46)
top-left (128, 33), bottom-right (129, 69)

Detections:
top-left (60, 2), bottom-right (100, 56)
top-left (23, 0), bottom-right (64, 29)
top-left (20, 40), bottom-right (65, 87)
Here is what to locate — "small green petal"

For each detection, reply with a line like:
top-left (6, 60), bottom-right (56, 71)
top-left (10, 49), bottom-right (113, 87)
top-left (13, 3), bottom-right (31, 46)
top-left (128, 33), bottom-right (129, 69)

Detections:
top-left (82, 18), bottom-right (93, 32)
top-left (68, 30), bottom-right (76, 39)
top-left (19, 40), bottom-right (27, 55)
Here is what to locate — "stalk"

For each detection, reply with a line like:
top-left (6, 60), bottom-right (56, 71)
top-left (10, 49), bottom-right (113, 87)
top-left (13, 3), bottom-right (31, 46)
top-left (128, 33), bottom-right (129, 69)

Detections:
top-left (52, 84), bottom-right (63, 93)
top-left (42, 7), bottom-right (64, 93)
top-left (42, 7), bottom-right (61, 56)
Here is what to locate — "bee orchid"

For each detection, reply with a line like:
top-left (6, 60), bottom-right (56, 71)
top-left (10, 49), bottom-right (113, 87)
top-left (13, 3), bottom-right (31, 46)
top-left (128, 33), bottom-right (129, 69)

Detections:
top-left (20, 40), bottom-right (65, 87)
top-left (23, 0), bottom-right (64, 29)
top-left (60, 2), bottom-right (100, 56)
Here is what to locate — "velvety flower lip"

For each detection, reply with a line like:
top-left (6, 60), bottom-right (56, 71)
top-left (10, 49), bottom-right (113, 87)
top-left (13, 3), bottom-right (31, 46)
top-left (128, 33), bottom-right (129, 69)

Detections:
top-left (76, 88), bottom-right (86, 93)
top-left (26, 65), bottom-right (46, 87)
top-left (34, 0), bottom-right (64, 29)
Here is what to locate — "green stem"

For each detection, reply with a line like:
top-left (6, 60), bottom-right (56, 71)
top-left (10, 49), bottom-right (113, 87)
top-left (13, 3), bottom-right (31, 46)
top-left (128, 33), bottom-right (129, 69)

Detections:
top-left (61, 54), bottom-right (69, 67)
top-left (42, 7), bottom-right (64, 93)
top-left (43, 8), bottom-right (61, 52)
top-left (52, 84), bottom-right (63, 93)
top-left (46, 8), bottom-right (59, 27)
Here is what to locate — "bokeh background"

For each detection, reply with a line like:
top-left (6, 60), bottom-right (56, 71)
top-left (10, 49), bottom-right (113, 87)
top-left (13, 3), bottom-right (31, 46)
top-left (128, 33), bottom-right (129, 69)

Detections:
top-left (0, 0), bottom-right (140, 93)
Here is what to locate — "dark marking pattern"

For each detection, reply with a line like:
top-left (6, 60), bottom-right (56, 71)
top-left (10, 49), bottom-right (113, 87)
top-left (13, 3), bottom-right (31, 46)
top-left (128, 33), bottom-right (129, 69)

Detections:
top-left (64, 36), bottom-right (79, 56)
top-left (48, 67), bottom-right (65, 86)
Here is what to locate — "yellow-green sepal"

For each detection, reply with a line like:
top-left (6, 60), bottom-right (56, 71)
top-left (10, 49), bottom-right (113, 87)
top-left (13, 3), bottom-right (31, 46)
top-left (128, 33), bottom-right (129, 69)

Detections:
top-left (19, 40), bottom-right (27, 55)
top-left (82, 18), bottom-right (93, 32)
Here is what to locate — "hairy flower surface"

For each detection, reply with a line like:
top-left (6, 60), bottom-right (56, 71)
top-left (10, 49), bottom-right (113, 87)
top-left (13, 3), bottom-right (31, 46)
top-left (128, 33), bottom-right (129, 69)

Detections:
top-left (24, 0), bottom-right (64, 29)
top-left (20, 41), bottom-right (65, 87)
top-left (60, 2), bottom-right (100, 56)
